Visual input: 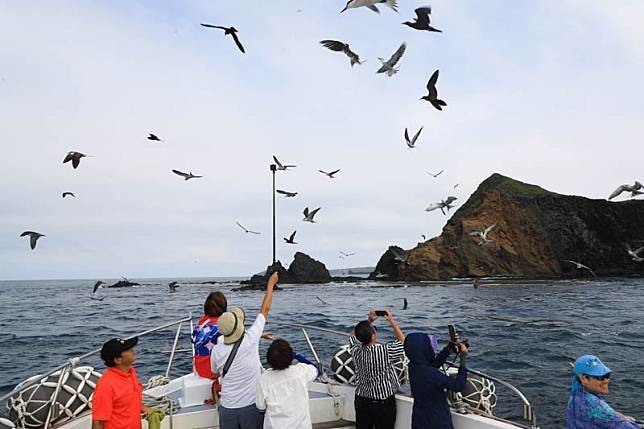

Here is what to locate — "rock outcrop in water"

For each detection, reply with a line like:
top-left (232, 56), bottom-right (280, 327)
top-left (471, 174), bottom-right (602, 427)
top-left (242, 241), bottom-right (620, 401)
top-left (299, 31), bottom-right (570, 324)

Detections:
top-left (108, 279), bottom-right (140, 288)
top-left (371, 173), bottom-right (644, 280)
top-left (239, 252), bottom-right (332, 289)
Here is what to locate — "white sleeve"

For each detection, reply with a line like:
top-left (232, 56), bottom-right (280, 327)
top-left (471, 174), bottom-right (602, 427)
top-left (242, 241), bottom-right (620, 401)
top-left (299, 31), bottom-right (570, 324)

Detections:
top-left (255, 375), bottom-right (267, 411)
top-left (246, 313), bottom-right (266, 344)
top-left (303, 363), bottom-right (317, 382)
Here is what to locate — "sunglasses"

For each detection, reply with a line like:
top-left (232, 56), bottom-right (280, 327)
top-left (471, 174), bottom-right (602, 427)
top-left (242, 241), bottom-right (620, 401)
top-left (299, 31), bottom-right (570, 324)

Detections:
top-left (585, 373), bottom-right (611, 381)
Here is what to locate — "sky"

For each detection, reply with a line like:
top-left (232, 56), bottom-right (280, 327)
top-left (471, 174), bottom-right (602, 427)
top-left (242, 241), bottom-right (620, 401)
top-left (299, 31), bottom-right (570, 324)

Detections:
top-left (1, 1), bottom-right (643, 280)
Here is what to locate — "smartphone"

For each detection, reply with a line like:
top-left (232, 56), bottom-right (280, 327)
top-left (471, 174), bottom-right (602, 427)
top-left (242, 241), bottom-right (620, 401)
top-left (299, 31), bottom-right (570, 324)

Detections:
top-left (375, 310), bottom-right (387, 317)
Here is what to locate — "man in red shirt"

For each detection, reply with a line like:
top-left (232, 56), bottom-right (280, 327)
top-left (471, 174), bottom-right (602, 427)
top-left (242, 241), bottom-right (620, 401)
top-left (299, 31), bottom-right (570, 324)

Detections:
top-left (92, 337), bottom-right (149, 429)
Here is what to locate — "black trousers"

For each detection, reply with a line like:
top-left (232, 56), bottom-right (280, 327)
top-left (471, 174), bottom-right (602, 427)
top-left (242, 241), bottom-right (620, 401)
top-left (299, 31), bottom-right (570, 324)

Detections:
top-left (355, 394), bottom-right (397, 429)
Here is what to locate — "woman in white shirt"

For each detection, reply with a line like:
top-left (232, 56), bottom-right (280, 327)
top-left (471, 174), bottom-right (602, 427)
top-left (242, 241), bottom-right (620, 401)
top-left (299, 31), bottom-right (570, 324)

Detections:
top-left (256, 339), bottom-right (319, 429)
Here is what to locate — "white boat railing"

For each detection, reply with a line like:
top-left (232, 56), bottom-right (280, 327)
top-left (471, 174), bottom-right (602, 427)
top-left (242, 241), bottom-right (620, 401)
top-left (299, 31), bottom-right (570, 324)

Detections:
top-left (267, 320), bottom-right (539, 429)
top-left (0, 314), bottom-right (193, 428)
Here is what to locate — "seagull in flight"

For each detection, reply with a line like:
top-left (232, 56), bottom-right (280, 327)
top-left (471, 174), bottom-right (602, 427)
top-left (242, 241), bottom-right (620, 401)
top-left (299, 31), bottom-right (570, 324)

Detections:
top-left (200, 24), bottom-right (245, 53)
top-left (320, 40), bottom-right (364, 67)
top-left (62, 192), bottom-right (75, 198)
top-left (236, 221), bottom-right (261, 235)
top-left (341, 0), bottom-right (398, 14)
top-left (390, 247), bottom-right (410, 266)
top-left (608, 182), bottom-right (644, 200)
top-left (20, 231), bottom-right (45, 250)
top-left (168, 281), bottom-right (179, 293)
top-left (172, 169), bottom-right (203, 180)
top-left (276, 189), bottom-right (298, 197)
top-left (563, 260), bottom-right (597, 278)
top-left (625, 243), bottom-right (644, 262)
top-left (425, 196), bottom-right (457, 216)
top-left (468, 224), bottom-right (497, 245)
top-left (404, 127), bottom-right (423, 149)
top-left (303, 207), bottom-right (321, 223)
top-left (319, 169), bottom-right (341, 178)
top-left (377, 43), bottom-right (406, 77)
top-left (93, 281), bottom-right (106, 294)
top-left (427, 170), bottom-right (444, 178)
top-left (340, 251), bottom-right (356, 257)
top-left (273, 156), bottom-right (296, 171)
top-left (284, 231), bottom-right (297, 244)
top-left (421, 70), bottom-right (447, 111)
top-left (453, 184), bottom-right (459, 190)
top-left (63, 151), bottom-right (89, 169)
top-left (403, 6), bottom-right (441, 32)
top-left (147, 133), bottom-right (162, 142)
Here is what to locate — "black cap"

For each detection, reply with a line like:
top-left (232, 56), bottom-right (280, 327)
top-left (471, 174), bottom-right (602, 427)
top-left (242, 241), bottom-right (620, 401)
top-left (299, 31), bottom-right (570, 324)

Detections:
top-left (100, 337), bottom-right (139, 365)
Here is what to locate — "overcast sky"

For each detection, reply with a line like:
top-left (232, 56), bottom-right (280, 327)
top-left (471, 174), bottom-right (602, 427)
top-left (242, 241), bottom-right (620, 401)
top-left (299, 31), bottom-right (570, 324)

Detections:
top-left (1, 1), bottom-right (643, 280)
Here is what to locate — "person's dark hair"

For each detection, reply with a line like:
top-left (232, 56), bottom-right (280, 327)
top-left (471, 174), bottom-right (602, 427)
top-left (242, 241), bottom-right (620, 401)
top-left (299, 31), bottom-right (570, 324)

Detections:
top-left (355, 320), bottom-right (374, 345)
top-left (104, 356), bottom-right (117, 367)
top-left (204, 291), bottom-right (227, 316)
top-left (266, 339), bottom-right (293, 370)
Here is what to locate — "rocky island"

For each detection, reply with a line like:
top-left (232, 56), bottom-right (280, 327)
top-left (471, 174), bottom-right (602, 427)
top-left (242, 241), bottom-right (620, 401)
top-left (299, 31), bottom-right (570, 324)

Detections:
top-left (372, 173), bottom-right (644, 281)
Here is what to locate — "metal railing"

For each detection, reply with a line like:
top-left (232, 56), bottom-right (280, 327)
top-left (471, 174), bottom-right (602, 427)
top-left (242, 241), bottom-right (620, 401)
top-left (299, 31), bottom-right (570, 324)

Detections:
top-left (0, 314), bottom-right (192, 428)
top-left (267, 320), bottom-right (538, 429)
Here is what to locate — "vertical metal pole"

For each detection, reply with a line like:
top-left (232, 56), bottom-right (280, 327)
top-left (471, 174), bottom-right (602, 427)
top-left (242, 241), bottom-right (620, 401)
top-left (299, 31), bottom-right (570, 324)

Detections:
top-left (270, 164), bottom-right (277, 265)
top-left (165, 322), bottom-right (183, 378)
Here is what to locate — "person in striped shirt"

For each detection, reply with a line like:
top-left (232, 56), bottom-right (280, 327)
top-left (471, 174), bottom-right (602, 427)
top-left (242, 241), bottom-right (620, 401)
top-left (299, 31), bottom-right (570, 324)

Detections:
top-left (349, 309), bottom-right (406, 429)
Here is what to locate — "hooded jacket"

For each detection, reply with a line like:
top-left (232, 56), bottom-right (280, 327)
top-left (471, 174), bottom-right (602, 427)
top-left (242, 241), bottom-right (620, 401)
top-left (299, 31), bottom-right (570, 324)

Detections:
top-left (404, 333), bottom-right (468, 429)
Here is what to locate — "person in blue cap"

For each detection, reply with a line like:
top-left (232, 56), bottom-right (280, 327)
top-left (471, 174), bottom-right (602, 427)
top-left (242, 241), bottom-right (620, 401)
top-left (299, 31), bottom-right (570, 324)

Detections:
top-left (567, 354), bottom-right (640, 428)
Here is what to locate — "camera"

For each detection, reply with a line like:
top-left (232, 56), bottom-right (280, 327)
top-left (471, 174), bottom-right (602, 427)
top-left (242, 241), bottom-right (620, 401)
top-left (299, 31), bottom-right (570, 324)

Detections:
top-left (447, 324), bottom-right (470, 351)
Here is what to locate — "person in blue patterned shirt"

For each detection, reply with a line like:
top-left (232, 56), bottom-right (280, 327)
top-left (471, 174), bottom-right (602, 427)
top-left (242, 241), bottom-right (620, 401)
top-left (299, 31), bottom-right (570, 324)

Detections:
top-left (567, 355), bottom-right (640, 429)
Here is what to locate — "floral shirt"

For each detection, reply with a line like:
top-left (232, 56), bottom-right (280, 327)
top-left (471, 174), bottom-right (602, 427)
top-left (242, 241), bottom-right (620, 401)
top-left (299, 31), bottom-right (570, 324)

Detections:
top-left (567, 388), bottom-right (639, 429)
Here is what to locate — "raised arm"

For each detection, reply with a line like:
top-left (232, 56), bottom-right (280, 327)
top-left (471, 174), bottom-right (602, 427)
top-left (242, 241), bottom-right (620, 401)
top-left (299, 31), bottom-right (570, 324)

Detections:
top-left (384, 310), bottom-right (405, 342)
top-left (259, 271), bottom-right (279, 319)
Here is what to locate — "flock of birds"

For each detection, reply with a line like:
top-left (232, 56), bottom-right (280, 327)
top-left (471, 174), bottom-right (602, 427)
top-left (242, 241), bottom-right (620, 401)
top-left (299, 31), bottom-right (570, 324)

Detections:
top-left (16, 1), bottom-right (644, 285)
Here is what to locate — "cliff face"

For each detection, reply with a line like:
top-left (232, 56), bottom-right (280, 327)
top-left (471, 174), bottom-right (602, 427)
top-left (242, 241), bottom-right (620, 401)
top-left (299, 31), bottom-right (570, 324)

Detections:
top-left (374, 173), bottom-right (644, 280)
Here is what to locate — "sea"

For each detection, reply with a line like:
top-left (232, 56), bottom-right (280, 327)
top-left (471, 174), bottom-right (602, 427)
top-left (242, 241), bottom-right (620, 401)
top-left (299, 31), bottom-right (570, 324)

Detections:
top-left (1, 277), bottom-right (643, 428)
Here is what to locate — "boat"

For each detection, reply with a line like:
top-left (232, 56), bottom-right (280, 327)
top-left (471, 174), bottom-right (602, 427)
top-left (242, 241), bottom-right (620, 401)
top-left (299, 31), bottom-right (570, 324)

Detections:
top-left (0, 315), bottom-right (539, 429)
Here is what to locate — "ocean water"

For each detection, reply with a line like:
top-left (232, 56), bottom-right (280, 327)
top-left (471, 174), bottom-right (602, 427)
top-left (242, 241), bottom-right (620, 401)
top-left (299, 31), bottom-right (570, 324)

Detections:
top-left (1, 277), bottom-right (643, 428)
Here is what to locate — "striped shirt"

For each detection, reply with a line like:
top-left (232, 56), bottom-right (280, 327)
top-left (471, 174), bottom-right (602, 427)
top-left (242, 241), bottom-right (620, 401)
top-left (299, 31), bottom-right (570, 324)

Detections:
top-left (349, 336), bottom-right (405, 400)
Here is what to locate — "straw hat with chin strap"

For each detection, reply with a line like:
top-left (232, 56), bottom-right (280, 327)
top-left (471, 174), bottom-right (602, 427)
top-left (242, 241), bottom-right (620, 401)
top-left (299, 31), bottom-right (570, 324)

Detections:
top-left (217, 307), bottom-right (245, 345)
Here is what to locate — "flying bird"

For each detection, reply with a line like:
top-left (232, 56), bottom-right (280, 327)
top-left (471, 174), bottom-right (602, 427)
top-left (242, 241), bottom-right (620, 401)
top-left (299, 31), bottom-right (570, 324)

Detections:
top-left (340, 251), bottom-right (356, 257)
top-left (284, 231), bottom-right (297, 244)
top-left (62, 192), bottom-right (75, 198)
top-left (93, 281), bottom-right (106, 294)
top-left (421, 70), bottom-right (447, 111)
top-left (200, 24), bottom-right (245, 53)
top-left (276, 189), bottom-right (298, 197)
top-left (303, 207), bottom-right (321, 223)
top-left (404, 127), bottom-right (423, 149)
top-left (468, 224), bottom-right (497, 246)
top-left (390, 247), bottom-right (410, 266)
top-left (147, 133), bottom-right (162, 142)
top-left (427, 170), bottom-right (444, 178)
top-left (20, 231), bottom-right (45, 250)
top-left (421, 234), bottom-right (426, 240)
top-left (319, 169), bottom-right (341, 178)
top-left (608, 182), bottom-right (644, 200)
top-left (376, 43), bottom-right (406, 77)
top-left (341, 0), bottom-right (398, 14)
top-left (425, 196), bottom-right (457, 215)
top-left (453, 184), bottom-right (459, 189)
top-left (403, 6), bottom-right (441, 32)
top-left (172, 169), bottom-right (203, 180)
top-left (63, 151), bottom-right (89, 169)
top-left (563, 260), bottom-right (597, 278)
top-left (626, 243), bottom-right (644, 262)
top-left (320, 40), bottom-right (364, 67)
top-left (236, 221), bottom-right (261, 235)
top-left (168, 281), bottom-right (179, 293)
top-left (273, 156), bottom-right (296, 171)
